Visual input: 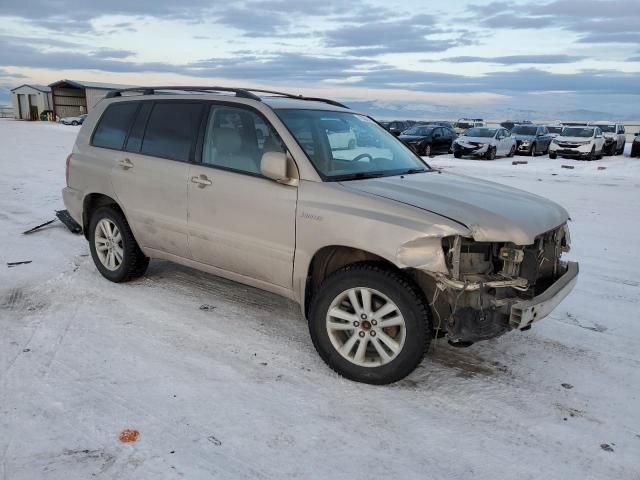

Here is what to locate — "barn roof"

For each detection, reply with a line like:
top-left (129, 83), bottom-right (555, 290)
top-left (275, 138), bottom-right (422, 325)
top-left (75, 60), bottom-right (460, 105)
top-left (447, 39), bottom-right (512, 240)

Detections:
top-left (11, 84), bottom-right (51, 93)
top-left (48, 79), bottom-right (136, 90)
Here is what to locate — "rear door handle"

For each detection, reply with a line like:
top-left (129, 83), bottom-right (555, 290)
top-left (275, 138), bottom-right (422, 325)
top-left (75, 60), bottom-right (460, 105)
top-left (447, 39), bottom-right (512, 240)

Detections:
top-left (118, 158), bottom-right (134, 169)
top-left (191, 174), bottom-right (212, 188)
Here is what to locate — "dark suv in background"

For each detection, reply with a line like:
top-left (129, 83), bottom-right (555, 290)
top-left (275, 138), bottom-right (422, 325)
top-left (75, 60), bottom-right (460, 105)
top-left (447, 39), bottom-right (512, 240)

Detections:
top-left (398, 124), bottom-right (457, 156)
top-left (511, 124), bottom-right (553, 156)
top-left (380, 120), bottom-right (410, 136)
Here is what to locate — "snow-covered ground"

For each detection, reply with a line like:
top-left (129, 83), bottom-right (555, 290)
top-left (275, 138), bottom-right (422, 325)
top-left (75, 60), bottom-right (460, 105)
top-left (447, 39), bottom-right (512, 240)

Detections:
top-left (1, 118), bottom-right (639, 479)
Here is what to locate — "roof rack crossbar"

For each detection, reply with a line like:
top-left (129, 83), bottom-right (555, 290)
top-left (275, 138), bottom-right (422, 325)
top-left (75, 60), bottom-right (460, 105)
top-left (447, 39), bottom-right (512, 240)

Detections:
top-left (104, 86), bottom-right (261, 100)
top-left (103, 86), bottom-right (349, 109)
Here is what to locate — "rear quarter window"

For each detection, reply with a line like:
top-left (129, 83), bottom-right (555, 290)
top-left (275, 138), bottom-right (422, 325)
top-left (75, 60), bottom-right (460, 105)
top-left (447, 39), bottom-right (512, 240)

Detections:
top-left (92, 102), bottom-right (140, 150)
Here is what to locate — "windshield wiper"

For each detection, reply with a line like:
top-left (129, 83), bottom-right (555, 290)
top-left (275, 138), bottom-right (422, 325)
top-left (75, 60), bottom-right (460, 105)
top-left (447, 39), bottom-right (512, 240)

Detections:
top-left (401, 168), bottom-right (428, 175)
top-left (330, 171), bottom-right (387, 181)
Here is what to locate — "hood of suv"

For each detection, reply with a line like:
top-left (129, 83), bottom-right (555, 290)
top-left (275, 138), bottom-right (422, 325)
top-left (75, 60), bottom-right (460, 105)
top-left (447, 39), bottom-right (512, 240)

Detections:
top-left (513, 134), bottom-right (536, 141)
top-left (341, 172), bottom-right (569, 245)
top-left (456, 136), bottom-right (494, 145)
top-left (556, 136), bottom-right (593, 143)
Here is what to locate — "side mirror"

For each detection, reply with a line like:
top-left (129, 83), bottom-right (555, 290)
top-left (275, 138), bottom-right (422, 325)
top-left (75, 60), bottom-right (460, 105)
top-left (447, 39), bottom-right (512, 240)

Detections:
top-left (260, 151), bottom-right (297, 185)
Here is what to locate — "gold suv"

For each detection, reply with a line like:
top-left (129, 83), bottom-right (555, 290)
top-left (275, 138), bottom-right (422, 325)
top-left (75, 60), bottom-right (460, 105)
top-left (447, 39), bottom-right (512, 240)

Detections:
top-left (63, 87), bottom-right (578, 384)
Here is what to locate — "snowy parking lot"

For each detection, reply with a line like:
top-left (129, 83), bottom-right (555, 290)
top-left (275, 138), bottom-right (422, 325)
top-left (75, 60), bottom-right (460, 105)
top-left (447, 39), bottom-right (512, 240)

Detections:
top-left (1, 118), bottom-right (639, 479)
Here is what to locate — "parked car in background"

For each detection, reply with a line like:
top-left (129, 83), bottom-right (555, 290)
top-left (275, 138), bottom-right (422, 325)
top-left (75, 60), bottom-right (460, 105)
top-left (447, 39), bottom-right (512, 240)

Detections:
top-left (453, 127), bottom-right (516, 159)
top-left (511, 124), bottom-right (553, 156)
top-left (62, 85), bottom-right (578, 384)
top-left (631, 133), bottom-right (640, 157)
top-left (453, 118), bottom-right (485, 135)
top-left (324, 118), bottom-right (357, 150)
top-left (61, 114), bottom-right (87, 126)
top-left (420, 120), bottom-right (454, 129)
top-left (500, 120), bottom-right (532, 131)
top-left (588, 121), bottom-right (626, 155)
top-left (380, 120), bottom-right (410, 136)
top-left (398, 124), bottom-right (457, 156)
top-left (546, 125), bottom-right (564, 138)
top-left (549, 126), bottom-right (604, 160)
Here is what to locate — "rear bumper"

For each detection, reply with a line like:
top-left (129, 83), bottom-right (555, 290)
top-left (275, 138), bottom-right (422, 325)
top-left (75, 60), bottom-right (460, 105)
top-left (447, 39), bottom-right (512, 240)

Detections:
top-left (510, 261), bottom-right (579, 329)
top-left (62, 187), bottom-right (83, 226)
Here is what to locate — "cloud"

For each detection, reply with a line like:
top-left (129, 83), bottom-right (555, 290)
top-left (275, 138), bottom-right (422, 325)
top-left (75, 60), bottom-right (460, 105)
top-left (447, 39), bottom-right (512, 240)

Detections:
top-left (435, 54), bottom-right (585, 65)
top-left (470, 0), bottom-right (640, 44)
top-left (324, 15), bottom-right (471, 55)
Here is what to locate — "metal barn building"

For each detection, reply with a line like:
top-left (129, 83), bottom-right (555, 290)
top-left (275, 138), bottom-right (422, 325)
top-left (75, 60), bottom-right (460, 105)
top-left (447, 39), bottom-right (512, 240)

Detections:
top-left (48, 80), bottom-right (133, 118)
top-left (10, 84), bottom-right (53, 120)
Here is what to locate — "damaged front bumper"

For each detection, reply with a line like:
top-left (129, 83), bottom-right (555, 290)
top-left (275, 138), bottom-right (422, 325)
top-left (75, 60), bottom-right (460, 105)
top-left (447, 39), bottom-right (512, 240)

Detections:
top-left (417, 226), bottom-right (578, 344)
top-left (510, 261), bottom-right (578, 329)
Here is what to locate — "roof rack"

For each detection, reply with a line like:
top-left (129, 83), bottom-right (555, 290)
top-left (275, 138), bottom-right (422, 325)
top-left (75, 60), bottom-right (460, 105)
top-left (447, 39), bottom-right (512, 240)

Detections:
top-left (103, 86), bottom-right (349, 109)
top-left (104, 86), bottom-right (261, 100)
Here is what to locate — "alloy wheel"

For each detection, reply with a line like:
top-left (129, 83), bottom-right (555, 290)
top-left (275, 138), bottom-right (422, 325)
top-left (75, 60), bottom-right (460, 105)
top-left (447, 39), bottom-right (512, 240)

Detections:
top-left (325, 287), bottom-right (406, 367)
top-left (94, 218), bottom-right (124, 271)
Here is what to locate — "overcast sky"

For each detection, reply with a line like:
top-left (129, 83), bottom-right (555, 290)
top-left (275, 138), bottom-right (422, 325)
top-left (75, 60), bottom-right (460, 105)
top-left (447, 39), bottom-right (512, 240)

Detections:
top-left (1, 0), bottom-right (639, 118)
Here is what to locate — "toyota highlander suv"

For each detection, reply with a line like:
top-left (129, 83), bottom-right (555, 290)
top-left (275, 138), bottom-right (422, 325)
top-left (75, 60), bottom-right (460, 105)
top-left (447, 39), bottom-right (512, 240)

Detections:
top-left (587, 121), bottom-right (626, 155)
top-left (63, 86), bottom-right (579, 384)
top-left (549, 126), bottom-right (604, 160)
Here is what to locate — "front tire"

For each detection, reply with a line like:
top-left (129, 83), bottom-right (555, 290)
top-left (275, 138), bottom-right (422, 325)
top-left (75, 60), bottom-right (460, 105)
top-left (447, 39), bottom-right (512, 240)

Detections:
top-left (485, 146), bottom-right (496, 160)
top-left (308, 263), bottom-right (431, 385)
top-left (549, 152), bottom-right (557, 159)
top-left (71, 121), bottom-right (79, 126)
top-left (507, 145), bottom-right (516, 157)
top-left (454, 151), bottom-right (462, 159)
top-left (530, 143), bottom-right (537, 156)
top-left (89, 206), bottom-right (149, 282)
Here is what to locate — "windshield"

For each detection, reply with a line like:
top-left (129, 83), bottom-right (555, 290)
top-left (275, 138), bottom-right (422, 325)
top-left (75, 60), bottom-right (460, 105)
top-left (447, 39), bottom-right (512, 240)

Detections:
top-left (276, 109), bottom-right (429, 181)
top-left (511, 125), bottom-right (537, 135)
top-left (547, 126), bottom-right (563, 134)
top-left (592, 124), bottom-right (615, 133)
top-left (402, 126), bottom-right (434, 136)
top-left (562, 127), bottom-right (595, 138)
top-left (464, 127), bottom-right (496, 138)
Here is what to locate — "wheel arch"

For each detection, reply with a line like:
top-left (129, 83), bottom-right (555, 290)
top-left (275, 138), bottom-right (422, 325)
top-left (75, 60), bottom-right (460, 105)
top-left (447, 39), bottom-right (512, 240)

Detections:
top-left (82, 193), bottom-right (125, 239)
top-left (302, 245), bottom-right (399, 317)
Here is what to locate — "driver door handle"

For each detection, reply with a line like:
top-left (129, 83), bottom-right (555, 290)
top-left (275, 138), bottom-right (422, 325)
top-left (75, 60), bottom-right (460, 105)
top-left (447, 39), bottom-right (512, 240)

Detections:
top-left (191, 174), bottom-right (212, 188)
top-left (118, 158), bottom-right (134, 169)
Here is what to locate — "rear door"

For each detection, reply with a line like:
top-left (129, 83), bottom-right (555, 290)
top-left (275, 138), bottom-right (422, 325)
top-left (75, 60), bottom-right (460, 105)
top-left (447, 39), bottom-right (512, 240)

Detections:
top-left (110, 100), bottom-right (204, 258)
top-left (187, 103), bottom-right (297, 289)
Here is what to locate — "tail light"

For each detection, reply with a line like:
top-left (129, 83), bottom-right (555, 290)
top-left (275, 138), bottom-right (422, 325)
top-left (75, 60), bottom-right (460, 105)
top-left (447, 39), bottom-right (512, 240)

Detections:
top-left (65, 153), bottom-right (73, 186)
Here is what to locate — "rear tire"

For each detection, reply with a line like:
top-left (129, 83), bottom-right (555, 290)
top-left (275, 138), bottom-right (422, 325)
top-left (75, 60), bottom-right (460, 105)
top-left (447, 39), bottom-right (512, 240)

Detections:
top-left (308, 262), bottom-right (431, 385)
top-left (616, 142), bottom-right (625, 155)
top-left (89, 206), bottom-right (149, 282)
top-left (485, 146), bottom-right (496, 160)
top-left (71, 121), bottom-right (78, 126)
top-left (454, 151), bottom-right (462, 159)
top-left (549, 152), bottom-right (557, 159)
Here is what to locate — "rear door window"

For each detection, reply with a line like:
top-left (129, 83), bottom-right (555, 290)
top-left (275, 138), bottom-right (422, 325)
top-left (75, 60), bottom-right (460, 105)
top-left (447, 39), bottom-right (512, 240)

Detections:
top-left (141, 102), bottom-right (204, 162)
top-left (92, 102), bottom-right (139, 150)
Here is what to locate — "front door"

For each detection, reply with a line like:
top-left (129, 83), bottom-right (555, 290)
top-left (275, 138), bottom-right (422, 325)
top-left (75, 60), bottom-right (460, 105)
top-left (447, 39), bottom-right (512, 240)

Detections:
top-left (187, 104), bottom-right (297, 289)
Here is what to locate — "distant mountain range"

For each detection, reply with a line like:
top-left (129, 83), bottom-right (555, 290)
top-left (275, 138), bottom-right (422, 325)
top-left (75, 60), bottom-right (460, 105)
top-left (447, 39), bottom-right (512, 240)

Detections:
top-left (345, 100), bottom-right (638, 123)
